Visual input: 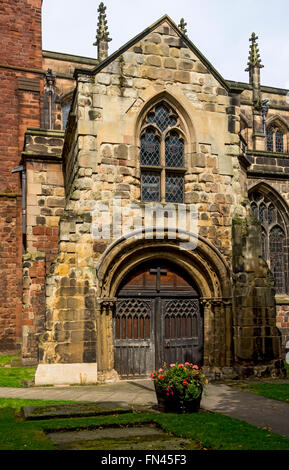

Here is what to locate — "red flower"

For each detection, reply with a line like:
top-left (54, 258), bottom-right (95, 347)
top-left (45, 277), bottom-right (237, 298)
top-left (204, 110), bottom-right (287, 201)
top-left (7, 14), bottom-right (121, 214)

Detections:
top-left (158, 374), bottom-right (165, 380)
top-left (183, 380), bottom-right (189, 386)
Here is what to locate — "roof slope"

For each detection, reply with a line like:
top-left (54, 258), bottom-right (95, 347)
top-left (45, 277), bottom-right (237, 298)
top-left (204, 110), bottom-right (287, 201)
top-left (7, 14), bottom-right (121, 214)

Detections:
top-left (74, 14), bottom-right (230, 90)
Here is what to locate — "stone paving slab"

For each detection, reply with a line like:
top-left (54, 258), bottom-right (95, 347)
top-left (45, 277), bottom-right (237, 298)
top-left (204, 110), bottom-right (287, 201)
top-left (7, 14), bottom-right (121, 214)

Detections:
top-left (21, 401), bottom-right (132, 420)
top-left (48, 426), bottom-right (164, 444)
top-left (47, 425), bottom-right (196, 450)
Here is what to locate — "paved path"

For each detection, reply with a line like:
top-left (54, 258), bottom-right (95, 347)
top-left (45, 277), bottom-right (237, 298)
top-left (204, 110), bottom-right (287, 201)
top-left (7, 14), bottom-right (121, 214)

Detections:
top-left (1, 381), bottom-right (289, 438)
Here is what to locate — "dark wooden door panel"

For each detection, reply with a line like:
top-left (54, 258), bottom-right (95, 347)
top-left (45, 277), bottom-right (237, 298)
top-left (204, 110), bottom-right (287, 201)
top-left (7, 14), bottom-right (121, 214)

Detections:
top-left (160, 298), bottom-right (203, 367)
top-left (114, 298), bottom-right (155, 378)
top-left (115, 263), bottom-right (203, 377)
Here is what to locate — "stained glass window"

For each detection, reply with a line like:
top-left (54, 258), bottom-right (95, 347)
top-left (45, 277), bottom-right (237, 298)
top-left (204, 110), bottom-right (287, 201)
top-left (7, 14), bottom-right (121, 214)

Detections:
top-left (266, 127), bottom-right (285, 153)
top-left (147, 105), bottom-right (177, 131)
top-left (266, 129), bottom-right (274, 152)
top-left (165, 174), bottom-right (184, 203)
top-left (268, 204), bottom-right (275, 225)
top-left (249, 191), bottom-right (287, 294)
top-left (140, 130), bottom-right (160, 166)
top-left (165, 132), bottom-right (184, 168)
top-left (259, 203), bottom-right (267, 225)
top-left (270, 227), bottom-right (286, 294)
top-left (141, 172), bottom-right (160, 202)
top-left (141, 101), bottom-right (185, 203)
top-left (276, 130), bottom-right (284, 153)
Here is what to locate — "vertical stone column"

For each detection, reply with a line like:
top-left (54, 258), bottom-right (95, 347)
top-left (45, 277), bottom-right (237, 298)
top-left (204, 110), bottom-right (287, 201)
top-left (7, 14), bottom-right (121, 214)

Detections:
top-left (97, 299), bottom-right (119, 383)
top-left (201, 299), bottom-right (215, 368)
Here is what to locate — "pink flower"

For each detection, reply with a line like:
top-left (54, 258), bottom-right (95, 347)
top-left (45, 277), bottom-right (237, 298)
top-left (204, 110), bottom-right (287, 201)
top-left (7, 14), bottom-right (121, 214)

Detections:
top-left (170, 364), bottom-right (175, 367)
top-left (166, 392), bottom-right (170, 397)
top-left (158, 368), bottom-right (164, 373)
top-left (193, 365), bottom-right (199, 370)
top-left (178, 364), bottom-right (184, 368)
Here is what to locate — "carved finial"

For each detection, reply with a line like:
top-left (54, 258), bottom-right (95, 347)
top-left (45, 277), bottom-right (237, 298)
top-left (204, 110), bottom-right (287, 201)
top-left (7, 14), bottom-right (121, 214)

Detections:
top-left (93, 2), bottom-right (111, 61)
top-left (178, 18), bottom-right (187, 35)
top-left (245, 32), bottom-right (264, 71)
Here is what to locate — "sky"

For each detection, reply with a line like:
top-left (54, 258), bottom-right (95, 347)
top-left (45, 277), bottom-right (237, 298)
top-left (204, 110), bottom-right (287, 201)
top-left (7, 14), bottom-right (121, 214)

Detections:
top-left (42, 0), bottom-right (289, 89)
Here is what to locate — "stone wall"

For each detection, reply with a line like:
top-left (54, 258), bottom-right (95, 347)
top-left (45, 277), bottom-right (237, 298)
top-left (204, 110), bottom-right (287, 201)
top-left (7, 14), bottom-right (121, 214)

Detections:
top-left (21, 129), bottom-right (65, 361)
top-left (232, 212), bottom-right (284, 377)
top-left (39, 19), bottom-right (250, 371)
top-left (22, 252), bottom-right (46, 364)
top-left (23, 129), bottom-right (65, 269)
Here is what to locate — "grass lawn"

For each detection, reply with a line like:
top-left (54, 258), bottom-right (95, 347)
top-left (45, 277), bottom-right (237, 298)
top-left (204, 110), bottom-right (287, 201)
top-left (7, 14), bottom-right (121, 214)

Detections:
top-left (0, 399), bottom-right (288, 450)
top-left (236, 383), bottom-right (289, 404)
top-left (0, 354), bottom-right (20, 367)
top-left (0, 367), bottom-right (36, 387)
top-left (0, 353), bottom-right (36, 387)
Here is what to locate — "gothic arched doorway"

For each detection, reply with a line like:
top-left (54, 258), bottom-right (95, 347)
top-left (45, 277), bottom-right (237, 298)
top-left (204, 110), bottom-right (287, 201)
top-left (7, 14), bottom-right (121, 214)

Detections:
top-left (114, 260), bottom-right (203, 378)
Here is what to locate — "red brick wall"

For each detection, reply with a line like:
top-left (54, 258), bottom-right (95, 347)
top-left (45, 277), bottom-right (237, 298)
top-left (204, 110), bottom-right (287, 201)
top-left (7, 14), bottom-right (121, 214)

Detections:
top-left (0, 196), bottom-right (22, 350)
top-left (0, 0), bottom-right (43, 350)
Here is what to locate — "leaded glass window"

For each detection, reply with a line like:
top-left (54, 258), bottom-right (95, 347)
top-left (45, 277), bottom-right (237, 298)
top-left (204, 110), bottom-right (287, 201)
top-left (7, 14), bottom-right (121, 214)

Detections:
top-left (249, 191), bottom-right (288, 294)
top-left (140, 101), bottom-right (185, 203)
top-left (266, 129), bottom-right (274, 152)
top-left (165, 174), bottom-right (184, 203)
top-left (270, 227), bottom-right (286, 294)
top-left (165, 132), bottom-right (184, 168)
top-left (266, 126), bottom-right (285, 153)
top-left (140, 130), bottom-right (160, 166)
top-left (276, 130), bottom-right (284, 153)
top-left (141, 173), bottom-right (160, 202)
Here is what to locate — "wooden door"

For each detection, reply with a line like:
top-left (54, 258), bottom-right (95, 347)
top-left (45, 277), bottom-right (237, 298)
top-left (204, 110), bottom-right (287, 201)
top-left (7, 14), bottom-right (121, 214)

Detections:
top-left (160, 298), bottom-right (203, 367)
top-left (114, 298), bottom-right (155, 378)
top-left (114, 261), bottom-right (202, 377)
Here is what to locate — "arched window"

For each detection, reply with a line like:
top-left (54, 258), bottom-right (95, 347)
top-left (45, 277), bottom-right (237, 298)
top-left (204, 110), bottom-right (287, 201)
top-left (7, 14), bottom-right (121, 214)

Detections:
top-left (249, 191), bottom-right (288, 294)
top-left (140, 102), bottom-right (185, 203)
top-left (266, 125), bottom-right (285, 153)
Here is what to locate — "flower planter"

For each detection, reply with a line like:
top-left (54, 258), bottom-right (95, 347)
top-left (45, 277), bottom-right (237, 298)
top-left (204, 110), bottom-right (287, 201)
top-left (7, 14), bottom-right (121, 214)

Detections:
top-left (155, 383), bottom-right (202, 413)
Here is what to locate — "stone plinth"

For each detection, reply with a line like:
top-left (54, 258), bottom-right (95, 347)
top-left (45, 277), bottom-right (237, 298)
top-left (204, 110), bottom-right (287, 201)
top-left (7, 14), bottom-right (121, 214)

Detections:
top-left (35, 363), bottom-right (97, 386)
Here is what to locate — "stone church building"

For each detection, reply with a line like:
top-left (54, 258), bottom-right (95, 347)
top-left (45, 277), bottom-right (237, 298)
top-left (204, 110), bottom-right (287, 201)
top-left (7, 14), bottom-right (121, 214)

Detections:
top-left (0, 1), bottom-right (288, 384)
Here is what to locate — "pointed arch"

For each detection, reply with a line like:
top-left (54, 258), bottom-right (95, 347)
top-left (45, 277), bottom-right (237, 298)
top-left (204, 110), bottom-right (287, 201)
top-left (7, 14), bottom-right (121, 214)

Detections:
top-left (266, 115), bottom-right (289, 132)
top-left (266, 115), bottom-right (289, 153)
top-left (248, 181), bottom-right (289, 230)
top-left (136, 92), bottom-right (193, 204)
top-left (248, 182), bottom-right (289, 294)
top-left (135, 89), bottom-right (195, 149)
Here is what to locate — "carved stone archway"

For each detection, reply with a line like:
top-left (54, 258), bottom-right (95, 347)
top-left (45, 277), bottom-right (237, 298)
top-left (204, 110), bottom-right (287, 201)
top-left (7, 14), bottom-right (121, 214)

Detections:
top-left (95, 231), bottom-right (233, 380)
